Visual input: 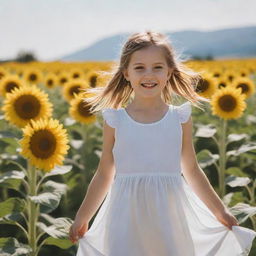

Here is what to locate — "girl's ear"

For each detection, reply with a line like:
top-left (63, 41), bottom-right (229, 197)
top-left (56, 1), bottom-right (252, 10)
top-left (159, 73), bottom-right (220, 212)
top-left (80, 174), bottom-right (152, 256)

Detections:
top-left (122, 69), bottom-right (129, 81)
top-left (167, 67), bottom-right (174, 80)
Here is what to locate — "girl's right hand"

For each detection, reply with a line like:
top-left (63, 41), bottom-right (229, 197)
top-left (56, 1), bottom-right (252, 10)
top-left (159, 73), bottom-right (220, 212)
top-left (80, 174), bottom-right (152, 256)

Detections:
top-left (69, 218), bottom-right (89, 243)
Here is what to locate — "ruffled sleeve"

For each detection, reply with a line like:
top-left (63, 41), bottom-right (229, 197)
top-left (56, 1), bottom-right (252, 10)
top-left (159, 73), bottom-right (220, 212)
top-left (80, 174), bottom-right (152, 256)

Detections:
top-left (176, 101), bottom-right (192, 124)
top-left (101, 108), bottom-right (118, 128)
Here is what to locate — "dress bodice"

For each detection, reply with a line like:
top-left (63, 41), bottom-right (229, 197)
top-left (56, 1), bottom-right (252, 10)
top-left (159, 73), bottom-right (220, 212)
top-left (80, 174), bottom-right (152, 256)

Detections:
top-left (101, 102), bottom-right (192, 175)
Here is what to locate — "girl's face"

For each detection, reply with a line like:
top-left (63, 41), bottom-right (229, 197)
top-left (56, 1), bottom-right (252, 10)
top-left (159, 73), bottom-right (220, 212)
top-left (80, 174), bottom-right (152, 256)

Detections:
top-left (123, 45), bottom-right (173, 98)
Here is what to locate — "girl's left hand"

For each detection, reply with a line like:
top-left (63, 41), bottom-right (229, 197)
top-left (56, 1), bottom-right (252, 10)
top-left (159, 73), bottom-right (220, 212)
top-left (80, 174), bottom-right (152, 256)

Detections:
top-left (215, 208), bottom-right (239, 230)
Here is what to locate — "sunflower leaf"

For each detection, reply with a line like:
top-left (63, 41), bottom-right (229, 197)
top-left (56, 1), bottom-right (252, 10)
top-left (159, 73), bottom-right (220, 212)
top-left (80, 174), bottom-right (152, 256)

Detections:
top-left (197, 149), bottom-right (219, 168)
top-left (229, 203), bottom-right (256, 224)
top-left (0, 237), bottom-right (32, 255)
top-left (44, 165), bottom-right (72, 178)
top-left (195, 125), bottom-right (217, 138)
top-left (29, 193), bottom-right (62, 214)
top-left (226, 175), bottom-right (251, 187)
top-left (43, 237), bottom-right (73, 249)
top-left (227, 133), bottom-right (249, 143)
top-left (37, 217), bottom-right (73, 240)
top-left (0, 198), bottom-right (26, 218)
top-left (0, 170), bottom-right (25, 183)
top-left (227, 142), bottom-right (256, 157)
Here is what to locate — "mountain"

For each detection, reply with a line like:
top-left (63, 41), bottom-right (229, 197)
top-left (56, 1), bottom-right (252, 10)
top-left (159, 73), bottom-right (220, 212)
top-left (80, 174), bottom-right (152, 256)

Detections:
top-left (60, 26), bottom-right (256, 61)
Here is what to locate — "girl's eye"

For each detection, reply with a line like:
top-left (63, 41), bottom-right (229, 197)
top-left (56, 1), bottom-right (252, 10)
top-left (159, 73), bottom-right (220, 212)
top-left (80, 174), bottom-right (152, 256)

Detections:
top-left (134, 66), bottom-right (163, 70)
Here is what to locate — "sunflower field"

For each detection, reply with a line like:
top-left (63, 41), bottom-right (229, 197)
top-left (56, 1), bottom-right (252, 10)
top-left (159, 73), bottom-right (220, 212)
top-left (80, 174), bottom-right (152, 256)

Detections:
top-left (0, 58), bottom-right (256, 255)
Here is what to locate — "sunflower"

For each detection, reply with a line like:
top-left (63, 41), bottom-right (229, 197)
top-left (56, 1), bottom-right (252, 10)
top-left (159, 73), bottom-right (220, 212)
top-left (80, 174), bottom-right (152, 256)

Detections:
top-left (0, 67), bottom-right (7, 80)
top-left (44, 73), bottom-right (58, 88)
top-left (222, 70), bottom-right (237, 82)
top-left (195, 75), bottom-right (217, 99)
top-left (85, 70), bottom-right (101, 88)
top-left (231, 77), bottom-right (255, 99)
top-left (22, 68), bottom-right (43, 85)
top-left (210, 86), bottom-right (246, 120)
top-left (215, 78), bottom-right (231, 90)
top-left (69, 93), bottom-right (96, 124)
top-left (2, 85), bottom-right (53, 128)
top-left (69, 68), bottom-right (85, 80)
top-left (0, 74), bottom-right (24, 97)
top-left (62, 80), bottom-right (87, 102)
top-left (58, 72), bottom-right (70, 86)
top-left (19, 118), bottom-right (70, 172)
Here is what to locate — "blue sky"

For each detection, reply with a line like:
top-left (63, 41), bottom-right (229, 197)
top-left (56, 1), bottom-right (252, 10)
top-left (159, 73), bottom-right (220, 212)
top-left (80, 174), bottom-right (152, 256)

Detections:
top-left (1, 0), bottom-right (256, 61)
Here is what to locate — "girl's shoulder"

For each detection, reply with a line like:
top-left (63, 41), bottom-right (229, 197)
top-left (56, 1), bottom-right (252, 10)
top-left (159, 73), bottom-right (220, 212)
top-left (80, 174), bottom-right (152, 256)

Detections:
top-left (172, 101), bottom-right (192, 124)
top-left (101, 108), bottom-right (121, 129)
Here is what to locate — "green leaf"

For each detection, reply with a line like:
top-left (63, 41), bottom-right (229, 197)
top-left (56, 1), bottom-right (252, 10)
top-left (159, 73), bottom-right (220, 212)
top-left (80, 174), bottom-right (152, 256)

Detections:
top-left (226, 175), bottom-right (251, 187)
top-left (44, 165), bottom-right (72, 178)
top-left (229, 203), bottom-right (256, 224)
top-left (197, 149), bottom-right (219, 168)
top-left (0, 170), bottom-right (25, 183)
top-left (227, 142), bottom-right (256, 157)
top-left (0, 198), bottom-right (25, 218)
top-left (29, 180), bottom-right (68, 213)
top-left (43, 237), bottom-right (73, 249)
top-left (29, 192), bottom-right (62, 214)
top-left (227, 133), bottom-right (248, 143)
top-left (226, 167), bottom-right (248, 177)
top-left (43, 180), bottom-right (68, 195)
top-left (0, 212), bottom-right (23, 225)
top-left (195, 125), bottom-right (217, 138)
top-left (0, 237), bottom-right (32, 255)
top-left (37, 217), bottom-right (73, 240)
top-left (70, 139), bottom-right (84, 149)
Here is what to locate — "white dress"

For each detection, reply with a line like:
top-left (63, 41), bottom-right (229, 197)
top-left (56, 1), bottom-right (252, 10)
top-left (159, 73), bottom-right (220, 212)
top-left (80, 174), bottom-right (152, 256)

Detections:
top-left (77, 102), bottom-right (256, 256)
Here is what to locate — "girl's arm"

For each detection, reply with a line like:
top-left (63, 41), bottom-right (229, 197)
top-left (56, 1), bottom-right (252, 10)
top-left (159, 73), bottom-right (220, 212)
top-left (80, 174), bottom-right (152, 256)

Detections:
top-left (180, 116), bottom-right (227, 216)
top-left (74, 120), bottom-right (116, 223)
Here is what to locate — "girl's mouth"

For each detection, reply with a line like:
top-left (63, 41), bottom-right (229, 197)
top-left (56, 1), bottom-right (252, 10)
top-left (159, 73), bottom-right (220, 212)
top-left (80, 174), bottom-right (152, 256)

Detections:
top-left (141, 83), bottom-right (157, 89)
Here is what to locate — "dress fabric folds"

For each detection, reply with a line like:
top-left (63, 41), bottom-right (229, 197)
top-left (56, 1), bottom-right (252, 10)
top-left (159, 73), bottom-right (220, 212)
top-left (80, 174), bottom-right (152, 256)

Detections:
top-left (76, 102), bottom-right (256, 256)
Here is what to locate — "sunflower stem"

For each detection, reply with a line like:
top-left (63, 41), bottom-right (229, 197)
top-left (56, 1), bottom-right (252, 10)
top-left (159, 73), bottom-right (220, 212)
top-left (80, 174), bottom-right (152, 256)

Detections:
top-left (218, 118), bottom-right (227, 198)
top-left (27, 162), bottom-right (39, 256)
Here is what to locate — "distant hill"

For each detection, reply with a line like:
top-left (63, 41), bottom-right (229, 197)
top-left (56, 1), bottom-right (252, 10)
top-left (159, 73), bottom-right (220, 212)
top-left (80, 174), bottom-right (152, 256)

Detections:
top-left (60, 26), bottom-right (256, 61)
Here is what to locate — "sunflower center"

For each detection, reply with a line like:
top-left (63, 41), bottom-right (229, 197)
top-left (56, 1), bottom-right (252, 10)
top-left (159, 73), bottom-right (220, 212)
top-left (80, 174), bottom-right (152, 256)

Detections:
top-left (14, 95), bottom-right (41, 119)
top-left (196, 79), bottom-right (209, 93)
top-left (60, 78), bottom-right (67, 84)
top-left (78, 101), bottom-right (91, 117)
top-left (73, 73), bottom-right (80, 78)
top-left (219, 95), bottom-right (237, 112)
top-left (213, 73), bottom-right (220, 77)
top-left (29, 74), bottom-right (37, 82)
top-left (69, 86), bottom-right (81, 96)
top-left (47, 79), bottom-right (53, 86)
top-left (90, 76), bottom-right (97, 88)
top-left (6, 81), bottom-right (19, 92)
top-left (237, 83), bottom-right (248, 93)
top-left (29, 130), bottom-right (57, 159)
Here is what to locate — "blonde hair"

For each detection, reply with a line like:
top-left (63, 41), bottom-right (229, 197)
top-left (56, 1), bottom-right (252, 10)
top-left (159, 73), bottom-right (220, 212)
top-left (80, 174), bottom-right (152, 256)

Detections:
top-left (82, 30), bottom-right (209, 113)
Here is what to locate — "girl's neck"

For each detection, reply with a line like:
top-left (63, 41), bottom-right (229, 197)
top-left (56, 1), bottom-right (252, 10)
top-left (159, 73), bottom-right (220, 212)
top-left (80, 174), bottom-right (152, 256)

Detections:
top-left (127, 99), bottom-right (167, 111)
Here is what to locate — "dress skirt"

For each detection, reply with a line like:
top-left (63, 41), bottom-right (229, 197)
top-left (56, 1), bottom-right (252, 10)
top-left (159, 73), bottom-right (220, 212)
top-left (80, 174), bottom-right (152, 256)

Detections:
top-left (76, 172), bottom-right (256, 256)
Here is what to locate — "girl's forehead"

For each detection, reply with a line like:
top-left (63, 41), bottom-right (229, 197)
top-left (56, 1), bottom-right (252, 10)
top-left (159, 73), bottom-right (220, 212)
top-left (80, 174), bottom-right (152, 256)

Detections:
top-left (129, 46), bottom-right (167, 64)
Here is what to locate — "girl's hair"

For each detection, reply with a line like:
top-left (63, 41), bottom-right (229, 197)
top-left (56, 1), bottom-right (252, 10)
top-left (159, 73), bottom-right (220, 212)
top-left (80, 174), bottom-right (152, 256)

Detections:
top-left (82, 30), bottom-right (210, 113)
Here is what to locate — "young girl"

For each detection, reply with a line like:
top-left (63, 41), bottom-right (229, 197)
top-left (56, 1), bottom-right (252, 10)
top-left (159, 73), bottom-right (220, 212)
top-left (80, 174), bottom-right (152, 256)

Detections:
top-left (69, 31), bottom-right (256, 255)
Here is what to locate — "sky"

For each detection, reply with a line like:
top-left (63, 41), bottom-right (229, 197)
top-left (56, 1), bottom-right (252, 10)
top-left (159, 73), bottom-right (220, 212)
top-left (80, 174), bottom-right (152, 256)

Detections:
top-left (1, 0), bottom-right (256, 61)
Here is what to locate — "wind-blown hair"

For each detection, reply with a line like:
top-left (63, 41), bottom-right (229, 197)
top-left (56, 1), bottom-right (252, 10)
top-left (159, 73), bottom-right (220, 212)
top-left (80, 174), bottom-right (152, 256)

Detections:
top-left (82, 30), bottom-right (209, 113)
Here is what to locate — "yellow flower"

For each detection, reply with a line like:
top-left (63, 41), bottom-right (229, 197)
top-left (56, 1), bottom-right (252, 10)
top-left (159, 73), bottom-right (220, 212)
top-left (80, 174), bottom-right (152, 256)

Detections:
top-left (0, 74), bottom-right (24, 97)
top-left (231, 77), bottom-right (255, 99)
top-left (62, 79), bottom-right (87, 102)
top-left (69, 93), bottom-right (96, 124)
top-left (210, 86), bottom-right (246, 120)
top-left (2, 85), bottom-right (53, 128)
top-left (44, 73), bottom-right (58, 88)
top-left (195, 75), bottom-right (217, 99)
top-left (22, 68), bottom-right (43, 85)
top-left (58, 72), bottom-right (71, 86)
top-left (20, 118), bottom-right (70, 172)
